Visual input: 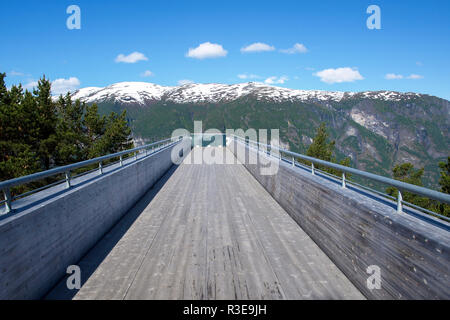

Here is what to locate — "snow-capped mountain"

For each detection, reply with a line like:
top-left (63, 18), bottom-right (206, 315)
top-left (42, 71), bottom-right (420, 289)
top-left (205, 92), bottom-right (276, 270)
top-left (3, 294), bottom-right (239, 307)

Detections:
top-left (68, 81), bottom-right (448, 190)
top-left (71, 81), bottom-right (423, 106)
top-left (72, 82), bottom-right (170, 105)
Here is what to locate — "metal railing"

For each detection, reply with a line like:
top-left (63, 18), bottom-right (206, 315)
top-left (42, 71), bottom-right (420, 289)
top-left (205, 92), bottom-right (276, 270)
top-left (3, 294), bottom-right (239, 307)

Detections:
top-left (232, 135), bottom-right (450, 221)
top-left (0, 137), bottom-right (182, 214)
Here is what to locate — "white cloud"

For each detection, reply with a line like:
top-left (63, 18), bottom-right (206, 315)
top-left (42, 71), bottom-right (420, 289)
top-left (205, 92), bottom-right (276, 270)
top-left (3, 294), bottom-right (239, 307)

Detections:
top-left (385, 73), bottom-right (404, 80)
top-left (9, 70), bottom-right (25, 76)
top-left (238, 73), bottom-right (260, 80)
top-left (51, 77), bottom-right (81, 95)
top-left (280, 43), bottom-right (308, 54)
top-left (115, 52), bottom-right (148, 63)
top-left (241, 42), bottom-right (275, 53)
top-left (178, 79), bottom-right (194, 85)
top-left (407, 74), bottom-right (423, 80)
top-left (416, 61), bottom-right (423, 66)
top-left (385, 73), bottom-right (423, 80)
top-left (314, 67), bottom-right (364, 84)
top-left (186, 42), bottom-right (228, 59)
top-left (24, 80), bottom-right (39, 90)
top-left (141, 70), bottom-right (154, 77)
top-left (264, 76), bottom-right (289, 84)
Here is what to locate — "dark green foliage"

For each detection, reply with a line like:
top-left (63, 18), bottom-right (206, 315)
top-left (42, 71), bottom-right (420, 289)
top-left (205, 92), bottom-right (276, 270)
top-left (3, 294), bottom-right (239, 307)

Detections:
top-left (384, 162), bottom-right (450, 218)
top-left (0, 74), bottom-right (134, 196)
top-left (94, 91), bottom-right (450, 190)
top-left (300, 123), bottom-right (351, 177)
top-left (439, 157), bottom-right (450, 194)
top-left (306, 123), bottom-right (335, 162)
top-left (88, 110), bottom-right (133, 158)
top-left (385, 162), bottom-right (450, 218)
top-left (0, 73), bottom-right (41, 186)
top-left (437, 157), bottom-right (450, 216)
top-left (386, 163), bottom-right (431, 208)
top-left (34, 76), bottom-right (58, 170)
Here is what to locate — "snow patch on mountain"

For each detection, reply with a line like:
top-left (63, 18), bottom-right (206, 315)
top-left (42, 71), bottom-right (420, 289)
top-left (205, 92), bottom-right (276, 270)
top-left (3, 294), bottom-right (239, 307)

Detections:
top-left (72, 82), bottom-right (173, 105)
top-left (69, 81), bottom-right (424, 106)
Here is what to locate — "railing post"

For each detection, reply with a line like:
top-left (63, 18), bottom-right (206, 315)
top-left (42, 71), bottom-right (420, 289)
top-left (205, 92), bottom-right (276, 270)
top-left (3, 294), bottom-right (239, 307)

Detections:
top-left (292, 157), bottom-right (295, 167)
top-left (311, 163), bottom-right (315, 175)
top-left (120, 155), bottom-right (123, 166)
top-left (99, 162), bottom-right (103, 175)
top-left (134, 152), bottom-right (138, 161)
top-left (3, 188), bottom-right (12, 214)
top-left (342, 172), bottom-right (346, 189)
top-left (65, 171), bottom-right (71, 189)
top-left (397, 190), bottom-right (403, 213)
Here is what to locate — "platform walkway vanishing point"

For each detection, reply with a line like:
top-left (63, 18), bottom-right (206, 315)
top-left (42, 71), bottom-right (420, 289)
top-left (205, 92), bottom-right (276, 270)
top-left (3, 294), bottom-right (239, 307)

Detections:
top-left (46, 147), bottom-right (365, 300)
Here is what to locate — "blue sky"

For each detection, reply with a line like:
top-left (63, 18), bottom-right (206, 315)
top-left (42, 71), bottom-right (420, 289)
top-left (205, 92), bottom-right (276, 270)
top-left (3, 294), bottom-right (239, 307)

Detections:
top-left (1, 0), bottom-right (449, 99)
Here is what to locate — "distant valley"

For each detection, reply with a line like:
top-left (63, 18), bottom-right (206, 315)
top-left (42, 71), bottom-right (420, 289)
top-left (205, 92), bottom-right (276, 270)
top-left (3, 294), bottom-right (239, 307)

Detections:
top-left (70, 82), bottom-right (450, 190)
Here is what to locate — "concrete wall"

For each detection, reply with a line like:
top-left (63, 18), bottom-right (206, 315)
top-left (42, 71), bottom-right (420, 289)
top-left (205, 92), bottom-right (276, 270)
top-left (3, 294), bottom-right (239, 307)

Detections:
top-left (230, 140), bottom-right (450, 299)
top-left (0, 144), bottom-right (183, 299)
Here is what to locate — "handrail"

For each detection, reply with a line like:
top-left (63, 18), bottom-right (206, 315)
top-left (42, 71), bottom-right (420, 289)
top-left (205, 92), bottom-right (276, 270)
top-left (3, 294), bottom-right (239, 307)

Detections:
top-left (231, 135), bottom-right (450, 208)
top-left (1, 137), bottom-right (182, 213)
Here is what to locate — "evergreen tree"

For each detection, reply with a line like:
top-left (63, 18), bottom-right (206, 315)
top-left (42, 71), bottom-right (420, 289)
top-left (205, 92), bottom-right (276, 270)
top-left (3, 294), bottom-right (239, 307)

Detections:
top-left (306, 123), bottom-right (335, 162)
top-left (0, 73), bottom-right (7, 102)
top-left (88, 110), bottom-right (132, 158)
top-left (34, 76), bottom-right (58, 170)
top-left (0, 76), bottom-right (40, 186)
top-left (438, 157), bottom-right (450, 194)
top-left (303, 122), bottom-right (351, 176)
top-left (84, 103), bottom-right (106, 157)
top-left (104, 110), bottom-right (133, 152)
top-left (0, 73), bottom-right (134, 196)
top-left (386, 163), bottom-right (431, 209)
top-left (437, 157), bottom-right (450, 217)
top-left (54, 94), bottom-right (86, 165)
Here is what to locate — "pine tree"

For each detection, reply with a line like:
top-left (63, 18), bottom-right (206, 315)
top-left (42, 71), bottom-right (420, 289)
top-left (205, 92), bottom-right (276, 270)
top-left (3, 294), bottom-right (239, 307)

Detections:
top-left (438, 157), bottom-right (450, 194)
top-left (84, 103), bottom-right (106, 158)
top-left (34, 76), bottom-right (58, 170)
top-left (1, 73), bottom-right (134, 195)
top-left (0, 75), bottom-right (40, 188)
top-left (88, 110), bottom-right (133, 158)
top-left (303, 123), bottom-right (351, 176)
top-left (437, 157), bottom-right (450, 217)
top-left (386, 163), bottom-right (431, 209)
top-left (306, 123), bottom-right (335, 162)
top-left (0, 73), bottom-right (8, 103)
top-left (54, 94), bottom-right (86, 165)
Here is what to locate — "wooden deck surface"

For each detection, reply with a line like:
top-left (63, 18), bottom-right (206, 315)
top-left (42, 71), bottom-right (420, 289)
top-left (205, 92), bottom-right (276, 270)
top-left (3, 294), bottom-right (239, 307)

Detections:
top-left (46, 147), bottom-right (364, 300)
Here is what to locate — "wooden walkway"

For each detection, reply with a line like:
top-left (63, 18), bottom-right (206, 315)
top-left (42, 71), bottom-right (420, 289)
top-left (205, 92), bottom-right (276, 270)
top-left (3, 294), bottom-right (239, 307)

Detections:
top-left (46, 147), bottom-right (364, 300)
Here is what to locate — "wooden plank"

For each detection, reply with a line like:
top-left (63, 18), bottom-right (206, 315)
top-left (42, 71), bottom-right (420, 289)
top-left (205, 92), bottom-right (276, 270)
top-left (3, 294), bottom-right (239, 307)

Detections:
top-left (46, 147), bottom-right (364, 300)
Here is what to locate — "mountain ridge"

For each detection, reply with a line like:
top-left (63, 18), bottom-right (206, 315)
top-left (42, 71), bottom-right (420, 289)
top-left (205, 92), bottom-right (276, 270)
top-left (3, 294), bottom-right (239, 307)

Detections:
top-left (67, 81), bottom-right (449, 190)
top-left (70, 81), bottom-right (429, 106)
